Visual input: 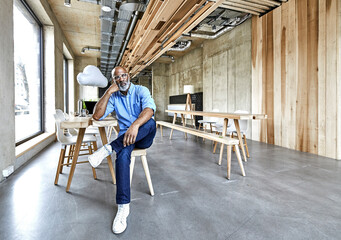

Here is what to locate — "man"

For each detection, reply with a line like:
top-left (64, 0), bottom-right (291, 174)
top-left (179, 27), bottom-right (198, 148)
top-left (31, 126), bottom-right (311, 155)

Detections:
top-left (88, 66), bottom-right (156, 234)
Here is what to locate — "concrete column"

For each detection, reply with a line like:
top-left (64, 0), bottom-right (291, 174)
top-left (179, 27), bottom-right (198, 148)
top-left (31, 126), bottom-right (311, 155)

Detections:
top-left (0, 0), bottom-right (15, 181)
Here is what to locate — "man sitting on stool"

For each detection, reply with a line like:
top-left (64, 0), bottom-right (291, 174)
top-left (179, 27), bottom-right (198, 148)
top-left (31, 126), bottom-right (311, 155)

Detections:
top-left (89, 66), bottom-right (156, 234)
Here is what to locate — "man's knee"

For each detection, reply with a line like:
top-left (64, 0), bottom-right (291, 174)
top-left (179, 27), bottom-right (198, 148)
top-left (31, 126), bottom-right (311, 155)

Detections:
top-left (116, 145), bottom-right (134, 162)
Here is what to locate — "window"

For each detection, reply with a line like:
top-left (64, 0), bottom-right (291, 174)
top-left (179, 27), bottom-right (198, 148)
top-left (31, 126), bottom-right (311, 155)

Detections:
top-left (13, 0), bottom-right (43, 145)
top-left (63, 57), bottom-right (69, 113)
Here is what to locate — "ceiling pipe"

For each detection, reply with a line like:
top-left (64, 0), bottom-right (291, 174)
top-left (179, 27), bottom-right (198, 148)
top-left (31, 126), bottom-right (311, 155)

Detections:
top-left (183, 14), bottom-right (251, 40)
top-left (115, 10), bottom-right (139, 66)
top-left (81, 46), bottom-right (101, 54)
top-left (169, 40), bottom-right (192, 52)
top-left (161, 55), bottom-right (175, 62)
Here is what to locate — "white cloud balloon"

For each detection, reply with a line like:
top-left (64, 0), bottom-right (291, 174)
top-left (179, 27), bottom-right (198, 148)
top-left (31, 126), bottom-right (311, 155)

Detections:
top-left (77, 65), bottom-right (108, 88)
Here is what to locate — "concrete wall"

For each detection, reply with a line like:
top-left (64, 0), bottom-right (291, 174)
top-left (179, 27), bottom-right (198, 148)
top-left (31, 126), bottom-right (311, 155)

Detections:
top-left (0, 0), bottom-right (15, 181)
top-left (152, 19), bottom-right (252, 134)
top-left (152, 63), bottom-right (169, 121)
top-left (168, 47), bottom-right (203, 96)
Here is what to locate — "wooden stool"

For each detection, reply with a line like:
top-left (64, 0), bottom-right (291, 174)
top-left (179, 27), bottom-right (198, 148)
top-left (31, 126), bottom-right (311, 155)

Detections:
top-left (129, 149), bottom-right (154, 196)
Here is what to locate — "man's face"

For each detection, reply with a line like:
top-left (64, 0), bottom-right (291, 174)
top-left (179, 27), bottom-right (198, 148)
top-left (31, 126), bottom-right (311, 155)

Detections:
top-left (112, 68), bottom-right (130, 92)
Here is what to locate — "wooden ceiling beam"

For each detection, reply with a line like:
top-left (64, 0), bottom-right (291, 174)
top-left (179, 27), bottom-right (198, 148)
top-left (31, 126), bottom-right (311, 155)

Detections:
top-left (222, 1), bottom-right (266, 13)
top-left (220, 4), bottom-right (261, 15)
top-left (227, 0), bottom-right (271, 10)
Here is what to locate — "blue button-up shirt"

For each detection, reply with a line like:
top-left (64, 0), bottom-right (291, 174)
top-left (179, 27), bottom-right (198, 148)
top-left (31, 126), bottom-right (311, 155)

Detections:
top-left (100, 83), bottom-right (156, 137)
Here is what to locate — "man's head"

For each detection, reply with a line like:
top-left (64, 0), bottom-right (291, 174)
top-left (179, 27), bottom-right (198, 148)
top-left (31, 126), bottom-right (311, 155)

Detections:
top-left (111, 66), bottom-right (130, 92)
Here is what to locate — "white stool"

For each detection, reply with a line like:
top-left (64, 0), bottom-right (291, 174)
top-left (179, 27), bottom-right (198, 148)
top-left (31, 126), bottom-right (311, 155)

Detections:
top-left (129, 149), bottom-right (154, 196)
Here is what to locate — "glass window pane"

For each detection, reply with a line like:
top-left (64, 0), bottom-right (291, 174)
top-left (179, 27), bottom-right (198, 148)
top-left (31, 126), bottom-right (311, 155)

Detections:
top-left (13, 0), bottom-right (43, 143)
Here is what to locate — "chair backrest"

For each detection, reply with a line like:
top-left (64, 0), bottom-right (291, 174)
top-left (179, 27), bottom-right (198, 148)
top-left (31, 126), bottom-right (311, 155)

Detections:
top-left (54, 114), bottom-right (68, 143)
top-left (55, 109), bottom-right (66, 121)
top-left (234, 110), bottom-right (249, 133)
top-left (63, 112), bottom-right (78, 136)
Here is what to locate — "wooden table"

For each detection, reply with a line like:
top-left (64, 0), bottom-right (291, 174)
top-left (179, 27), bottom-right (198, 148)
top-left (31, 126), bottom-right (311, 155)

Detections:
top-left (165, 110), bottom-right (267, 164)
top-left (60, 116), bottom-right (118, 192)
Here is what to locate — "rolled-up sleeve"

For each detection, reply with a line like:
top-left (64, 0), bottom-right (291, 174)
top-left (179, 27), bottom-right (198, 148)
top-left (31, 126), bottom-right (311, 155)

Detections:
top-left (140, 86), bottom-right (156, 113)
top-left (99, 95), bottom-right (115, 120)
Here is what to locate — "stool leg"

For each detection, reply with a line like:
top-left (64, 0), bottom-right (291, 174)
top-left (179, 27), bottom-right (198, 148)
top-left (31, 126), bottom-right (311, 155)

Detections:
top-left (141, 155), bottom-right (154, 196)
top-left (234, 145), bottom-right (245, 176)
top-left (55, 145), bottom-right (66, 185)
top-left (88, 142), bottom-right (97, 180)
top-left (226, 145), bottom-right (231, 180)
top-left (243, 134), bottom-right (250, 158)
top-left (160, 125), bottom-right (163, 137)
top-left (130, 156), bottom-right (136, 186)
top-left (218, 143), bottom-right (224, 165)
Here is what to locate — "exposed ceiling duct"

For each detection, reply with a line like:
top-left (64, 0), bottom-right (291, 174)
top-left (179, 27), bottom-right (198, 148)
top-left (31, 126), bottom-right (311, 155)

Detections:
top-left (184, 13), bottom-right (251, 40)
top-left (160, 55), bottom-right (175, 63)
top-left (169, 40), bottom-right (192, 52)
top-left (99, 0), bottom-right (146, 79)
top-left (81, 46), bottom-right (101, 54)
top-left (78, 0), bottom-right (147, 80)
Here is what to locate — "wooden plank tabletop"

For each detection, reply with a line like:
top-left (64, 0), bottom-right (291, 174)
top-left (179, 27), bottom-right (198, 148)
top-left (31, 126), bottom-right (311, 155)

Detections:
top-left (165, 110), bottom-right (267, 120)
top-left (60, 117), bottom-right (91, 129)
top-left (60, 116), bottom-right (118, 129)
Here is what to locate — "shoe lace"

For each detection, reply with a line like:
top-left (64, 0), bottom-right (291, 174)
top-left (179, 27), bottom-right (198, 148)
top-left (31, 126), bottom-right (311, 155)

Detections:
top-left (116, 205), bottom-right (128, 223)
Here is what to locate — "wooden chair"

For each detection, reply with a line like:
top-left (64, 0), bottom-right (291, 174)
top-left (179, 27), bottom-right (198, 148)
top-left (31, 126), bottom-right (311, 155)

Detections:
top-left (129, 149), bottom-right (154, 196)
top-left (53, 114), bottom-right (98, 189)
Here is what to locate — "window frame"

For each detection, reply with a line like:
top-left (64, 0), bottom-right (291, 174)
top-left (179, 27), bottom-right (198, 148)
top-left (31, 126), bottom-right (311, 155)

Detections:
top-left (63, 56), bottom-right (69, 113)
top-left (15, 0), bottom-right (44, 146)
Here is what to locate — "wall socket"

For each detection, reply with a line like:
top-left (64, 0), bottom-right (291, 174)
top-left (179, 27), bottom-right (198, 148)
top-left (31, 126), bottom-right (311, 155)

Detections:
top-left (2, 165), bottom-right (14, 178)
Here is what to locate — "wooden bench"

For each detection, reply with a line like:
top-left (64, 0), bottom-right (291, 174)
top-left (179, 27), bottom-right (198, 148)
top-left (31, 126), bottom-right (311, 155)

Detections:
top-left (156, 121), bottom-right (245, 179)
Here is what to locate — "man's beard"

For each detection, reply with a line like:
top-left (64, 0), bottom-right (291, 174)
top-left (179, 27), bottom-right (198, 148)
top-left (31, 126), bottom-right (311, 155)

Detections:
top-left (118, 78), bottom-right (130, 91)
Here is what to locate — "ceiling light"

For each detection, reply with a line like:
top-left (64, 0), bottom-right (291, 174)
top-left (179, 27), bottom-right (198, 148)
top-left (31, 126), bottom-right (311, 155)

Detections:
top-left (101, 6), bottom-right (112, 12)
top-left (64, 0), bottom-right (71, 7)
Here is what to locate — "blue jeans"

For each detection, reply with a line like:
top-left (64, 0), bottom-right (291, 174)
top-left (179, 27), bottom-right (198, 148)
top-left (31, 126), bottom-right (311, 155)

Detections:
top-left (109, 118), bottom-right (156, 204)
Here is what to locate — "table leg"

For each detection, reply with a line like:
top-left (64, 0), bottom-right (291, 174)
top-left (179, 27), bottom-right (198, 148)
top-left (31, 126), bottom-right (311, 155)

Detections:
top-left (169, 114), bottom-right (177, 140)
top-left (66, 128), bottom-right (85, 192)
top-left (181, 114), bottom-right (187, 139)
top-left (234, 119), bottom-right (247, 162)
top-left (218, 118), bottom-right (228, 165)
top-left (98, 127), bottom-right (116, 184)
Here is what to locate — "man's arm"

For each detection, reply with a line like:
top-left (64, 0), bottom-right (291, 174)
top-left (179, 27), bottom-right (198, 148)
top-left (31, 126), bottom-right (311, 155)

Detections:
top-left (92, 84), bottom-right (119, 121)
top-left (123, 107), bottom-right (154, 147)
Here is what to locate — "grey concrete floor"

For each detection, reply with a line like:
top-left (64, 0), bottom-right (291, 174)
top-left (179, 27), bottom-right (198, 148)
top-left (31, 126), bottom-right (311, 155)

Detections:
top-left (1, 129), bottom-right (341, 240)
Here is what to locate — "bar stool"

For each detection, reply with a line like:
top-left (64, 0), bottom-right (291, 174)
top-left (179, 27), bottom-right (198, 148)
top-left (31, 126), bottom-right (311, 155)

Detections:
top-left (129, 149), bottom-right (154, 196)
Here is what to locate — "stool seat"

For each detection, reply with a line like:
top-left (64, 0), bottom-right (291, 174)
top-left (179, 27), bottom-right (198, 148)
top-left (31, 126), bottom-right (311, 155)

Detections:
top-left (130, 148), bottom-right (154, 196)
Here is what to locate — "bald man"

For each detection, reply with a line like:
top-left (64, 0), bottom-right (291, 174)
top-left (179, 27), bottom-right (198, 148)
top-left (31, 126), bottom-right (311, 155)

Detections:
top-left (89, 66), bottom-right (156, 234)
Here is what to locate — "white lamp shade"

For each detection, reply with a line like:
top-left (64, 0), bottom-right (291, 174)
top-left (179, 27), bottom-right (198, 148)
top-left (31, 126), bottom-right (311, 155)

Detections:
top-left (77, 65), bottom-right (108, 88)
top-left (183, 85), bottom-right (194, 94)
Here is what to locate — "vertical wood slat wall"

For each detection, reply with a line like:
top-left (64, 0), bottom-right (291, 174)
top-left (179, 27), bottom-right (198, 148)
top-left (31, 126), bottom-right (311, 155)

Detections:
top-left (251, 0), bottom-right (341, 159)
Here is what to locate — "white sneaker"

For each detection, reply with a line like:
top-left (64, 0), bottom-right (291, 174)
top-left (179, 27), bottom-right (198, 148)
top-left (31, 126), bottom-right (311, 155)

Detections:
top-left (112, 204), bottom-right (130, 234)
top-left (88, 144), bottom-right (112, 168)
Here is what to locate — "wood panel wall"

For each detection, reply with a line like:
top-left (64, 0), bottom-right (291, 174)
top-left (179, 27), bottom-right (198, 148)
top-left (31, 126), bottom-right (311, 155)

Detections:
top-left (252, 0), bottom-right (341, 159)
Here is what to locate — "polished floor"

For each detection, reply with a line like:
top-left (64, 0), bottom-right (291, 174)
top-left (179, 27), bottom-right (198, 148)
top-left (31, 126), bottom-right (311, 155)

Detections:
top-left (1, 129), bottom-right (341, 240)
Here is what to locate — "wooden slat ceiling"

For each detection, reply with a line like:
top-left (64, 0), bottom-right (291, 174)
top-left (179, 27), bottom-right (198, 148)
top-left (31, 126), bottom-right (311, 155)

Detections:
top-left (120, 0), bottom-right (224, 77)
top-left (220, 0), bottom-right (287, 16)
top-left (120, 0), bottom-right (286, 77)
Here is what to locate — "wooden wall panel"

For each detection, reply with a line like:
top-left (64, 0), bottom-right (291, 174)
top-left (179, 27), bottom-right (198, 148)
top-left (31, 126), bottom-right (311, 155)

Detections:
top-left (317, 0), bottom-right (326, 156)
top-left (337, 1), bottom-right (341, 160)
top-left (273, 7), bottom-right (282, 147)
top-left (251, 16), bottom-right (262, 141)
top-left (251, 0), bottom-right (340, 159)
top-left (325, 0), bottom-right (338, 159)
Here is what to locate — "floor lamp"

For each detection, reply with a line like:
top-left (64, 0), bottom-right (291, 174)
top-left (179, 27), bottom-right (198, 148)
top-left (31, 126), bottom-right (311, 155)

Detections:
top-left (184, 85), bottom-right (195, 127)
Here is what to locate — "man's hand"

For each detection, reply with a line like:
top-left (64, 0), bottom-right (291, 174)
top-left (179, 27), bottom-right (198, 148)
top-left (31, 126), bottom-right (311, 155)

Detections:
top-left (123, 124), bottom-right (139, 147)
top-left (108, 83), bottom-right (119, 94)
